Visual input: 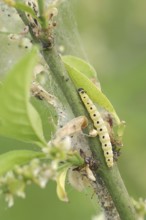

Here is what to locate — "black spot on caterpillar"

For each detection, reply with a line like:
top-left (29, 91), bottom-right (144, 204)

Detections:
top-left (78, 88), bottom-right (113, 168)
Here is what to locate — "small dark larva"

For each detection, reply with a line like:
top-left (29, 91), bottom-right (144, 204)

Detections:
top-left (78, 88), bottom-right (113, 168)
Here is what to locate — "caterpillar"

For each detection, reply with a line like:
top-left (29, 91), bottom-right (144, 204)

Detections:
top-left (78, 88), bottom-right (113, 168)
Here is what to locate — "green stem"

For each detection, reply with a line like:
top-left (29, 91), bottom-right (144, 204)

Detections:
top-left (42, 47), bottom-right (137, 220)
top-left (42, 47), bottom-right (85, 116)
top-left (99, 166), bottom-right (136, 220)
top-left (16, 7), bottom-right (137, 220)
top-left (37, 0), bottom-right (48, 28)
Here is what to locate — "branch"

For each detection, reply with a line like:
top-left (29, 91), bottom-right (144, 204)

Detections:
top-left (43, 47), bottom-right (137, 220)
top-left (16, 4), bottom-right (137, 220)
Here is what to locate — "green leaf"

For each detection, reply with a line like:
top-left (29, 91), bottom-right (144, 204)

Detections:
top-left (62, 56), bottom-right (120, 125)
top-left (0, 48), bottom-right (47, 147)
top-left (62, 55), bottom-right (98, 80)
top-left (0, 150), bottom-right (44, 176)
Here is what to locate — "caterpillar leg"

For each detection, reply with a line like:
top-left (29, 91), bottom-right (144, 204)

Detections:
top-left (89, 129), bottom-right (98, 137)
top-left (81, 129), bottom-right (98, 138)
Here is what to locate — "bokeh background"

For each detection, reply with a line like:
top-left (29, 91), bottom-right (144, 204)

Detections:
top-left (0, 0), bottom-right (146, 219)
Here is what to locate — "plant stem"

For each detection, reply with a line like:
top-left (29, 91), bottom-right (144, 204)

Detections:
top-left (42, 47), bottom-right (85, 116)
top-left (37, 0), bottom-right (48, 28)
top-left (17, 7), bottom-right (137, 220)
top-left (42, 47), bottom-right (137, 220)
top-left (99, 165), bottom-right (136, 220)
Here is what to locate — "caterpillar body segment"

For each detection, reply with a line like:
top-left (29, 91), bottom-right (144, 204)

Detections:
top-left (78, 88), bottom-right (113, 168)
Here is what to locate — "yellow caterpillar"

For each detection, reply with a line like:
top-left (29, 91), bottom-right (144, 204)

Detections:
top-left (78, 88), bottom-right (113, 168)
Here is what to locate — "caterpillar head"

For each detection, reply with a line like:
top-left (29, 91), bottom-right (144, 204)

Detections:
top-left (78, 88), bottom-right (86, 94)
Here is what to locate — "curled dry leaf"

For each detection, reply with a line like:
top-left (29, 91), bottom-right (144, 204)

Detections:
top-left (68, 168), bottom-right (91, 192)
top-left (30, 81), bottom-right (57, 107)
top-left (85, 165), bottom-right (96, 182)
top-left (55, 116), bottom-right (88, 141)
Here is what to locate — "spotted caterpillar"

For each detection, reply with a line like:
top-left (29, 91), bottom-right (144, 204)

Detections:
top-left (78, 88), bottom-right (113, 168)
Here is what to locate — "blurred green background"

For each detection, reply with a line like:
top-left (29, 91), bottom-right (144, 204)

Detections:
top-left (0, 0), bottom-right (146, 219)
